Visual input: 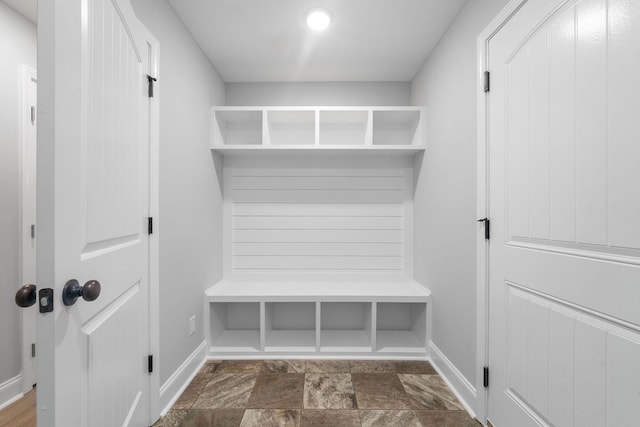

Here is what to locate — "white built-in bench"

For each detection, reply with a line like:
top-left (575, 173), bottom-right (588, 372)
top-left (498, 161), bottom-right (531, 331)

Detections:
top-left (205, 274), bottom-right (431, 357)
top-left (205, 105), bottom-right (430, 358)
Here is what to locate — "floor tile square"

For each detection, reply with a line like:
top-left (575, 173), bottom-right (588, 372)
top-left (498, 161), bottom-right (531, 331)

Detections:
top-left (201, 360), bottom-right (222, 374)
top-left (240, 409), bottom-right (301, 427)
top-left (216, 360), bottom-right (263, 374)
top-left (398, 374), bottom-right (463, 410)
top-left (348, 361), bottom-right (396, 374)
top-left (300, 409), bottom-right (360, 426)
top-left (416, 410), bottom-right (480, 426)
top-left (359, 410), bottom-right (421, 427)
top-left (193, 373), bottom-right (257, 409)
top-left (152, 409), bottom-right (188, 427)
top-left (303, 374), bottom-right (356, 409)
top-left (180, 409), bottom-right (244, 427)
top-left (351, 374), bottom-right (411, 409)
top-left (394, 361), bottom-right (437, 374)
top-left (172, 373), bottom-right (211, 409)
top-left (247, 374), bottom-right (305, 409)
top-left (262, 360), bottom-right (306, 373)
top-left (305, 360), bottom-right (350, 373)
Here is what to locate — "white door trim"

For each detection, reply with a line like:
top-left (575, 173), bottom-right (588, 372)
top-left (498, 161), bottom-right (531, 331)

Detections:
top-left (19, 65), bottom-right (37, 395)
top-left (475, 0), bottom-right (529, 424)
top-left (146, 36), bottom-right (161, 424)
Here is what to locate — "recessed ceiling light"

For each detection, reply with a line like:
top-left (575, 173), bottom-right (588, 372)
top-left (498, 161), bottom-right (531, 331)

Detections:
top-left (306, 9), bottom-right (331, 31)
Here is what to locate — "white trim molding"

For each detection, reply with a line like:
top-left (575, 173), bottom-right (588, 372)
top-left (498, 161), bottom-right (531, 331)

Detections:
top-left (158, 341), bottom-right (207, 417)
top-left (429, 342), bottom-right (477, 419)
top-left (0, 375), bottom-right (24, 411)
top-left (146, 33), bottom-right (162, 425)
top-left (19, 64), bottom-right (38, 396)
top-left (475, 0), bottom-right (531, 425)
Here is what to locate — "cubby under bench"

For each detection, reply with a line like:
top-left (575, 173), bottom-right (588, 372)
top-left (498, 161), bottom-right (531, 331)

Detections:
top-left (205, 275), bottom-right (431, 358)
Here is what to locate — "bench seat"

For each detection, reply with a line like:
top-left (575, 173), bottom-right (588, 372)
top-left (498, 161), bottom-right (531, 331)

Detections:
top-left (205, 274), bottom-right (431, 356)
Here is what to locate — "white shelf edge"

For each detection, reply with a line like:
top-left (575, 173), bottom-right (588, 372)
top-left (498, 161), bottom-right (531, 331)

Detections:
top-left (265, 330), bottom-right (317, 352)
top-left (320, 330), bottom-right (372, 352)
top-left (210, 330), bottom-right (261, 352)
top-left (209, 145), bottom-right (425, 158)
top-left (212, 106), bottom-right (425, 111)
top-left (376, 330), bottom-right (426, 353)
top-left (210, 105), bottom-right (426, 150)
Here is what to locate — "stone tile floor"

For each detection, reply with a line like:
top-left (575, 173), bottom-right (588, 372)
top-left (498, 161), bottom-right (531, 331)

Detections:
top-left (153, 360), bottom-right (481, 427)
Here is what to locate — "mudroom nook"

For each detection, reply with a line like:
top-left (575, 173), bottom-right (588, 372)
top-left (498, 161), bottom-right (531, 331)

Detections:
top-left (205, 106), bottom-right (431, 357)
top-left (2, 0), bottom-right (639, 425)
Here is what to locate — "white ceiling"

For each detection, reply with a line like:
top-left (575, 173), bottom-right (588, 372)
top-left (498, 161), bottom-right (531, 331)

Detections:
top-left (0, 0), bottom-right (467, 83)
top-left (1, 0), bottom-right (37, 23)
top-left (167, 0), bottom-right (467, 82)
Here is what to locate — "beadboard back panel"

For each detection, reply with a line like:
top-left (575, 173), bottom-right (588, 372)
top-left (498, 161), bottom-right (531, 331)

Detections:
top-left (223, 159), bottom-right (413, 275)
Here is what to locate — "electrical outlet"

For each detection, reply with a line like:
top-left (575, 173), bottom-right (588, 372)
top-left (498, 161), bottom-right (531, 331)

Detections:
top-left (189, 315), bottom-right (196, 336)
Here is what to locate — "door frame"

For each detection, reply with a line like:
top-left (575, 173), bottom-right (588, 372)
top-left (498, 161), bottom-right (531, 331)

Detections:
top-left (147, 36), bottom-right (161, 424)
top-left (475, 0), bottom-right (529, 425)
top-left (19, 64), bottom-right (37, 395)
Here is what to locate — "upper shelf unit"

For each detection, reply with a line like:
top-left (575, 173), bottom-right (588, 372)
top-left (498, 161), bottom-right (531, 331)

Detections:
top-left (210, 106), bottom-right (425, 157)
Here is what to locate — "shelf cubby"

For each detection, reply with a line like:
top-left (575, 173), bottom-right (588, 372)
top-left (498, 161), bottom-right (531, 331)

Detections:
top-left (210, 106), bottom-right (425, 156)
top-left (267, 110), bottom-right (316, 145)
top-left (372, 110), bottom-right (421, 146)
top-left (210, 302), bottom-right (261, 352)
top-left (206, 278), bottom-right (431, 357)
top-left (320, 302), bottom-right (373, 352)
top-left (319, 110), bottom-right (369, 145)
top-left (212, 110), bottom-right (263, 146)
top-left (376, 302), bottom-right (427, 353)
top-left (265, 302), bottom-right (317, 352)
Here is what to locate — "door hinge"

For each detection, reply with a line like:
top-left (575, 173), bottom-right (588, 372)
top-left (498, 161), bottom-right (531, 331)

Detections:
top-left (483, 366), bottom-right (489, 388)
top-left (30, 106), bottom-right (36, 124)
top-left (484, 71), bottom-right (490, 93)
top-left (478, 218), bottom-right (490, 240)
top-left (31, 343), bottom-right (36, 358)
top-left (30, 224), bottom-right (35, 239)
top-left (148, 355), bottom-right (153, 373)
top-left (146, 75), bottom-right (157, 98)
top-left (148, 217), bottom-right (153, 235)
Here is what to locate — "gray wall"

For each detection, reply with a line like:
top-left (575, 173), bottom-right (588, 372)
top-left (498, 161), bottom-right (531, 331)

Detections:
top-left (130, 0), bottom-right (225, 386)
top-left (0, 2), bottom-right (37, 386)
top-left (411, 0), bottom-right (509, 387)
top-left (226, 82), bottom-right (410, 106)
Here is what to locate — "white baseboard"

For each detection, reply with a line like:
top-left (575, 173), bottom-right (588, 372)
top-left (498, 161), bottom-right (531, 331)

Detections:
top-left (159, 341), bottom-right (207, 416)
top-left (0, 375), bottom-right (24, 411)
top-left (429, 342), bottom-right (477, 419)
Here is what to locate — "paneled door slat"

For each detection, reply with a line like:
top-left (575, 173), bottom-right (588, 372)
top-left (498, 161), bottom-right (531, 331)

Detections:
top-left (548, 309), bottom-right (574, 427)
top-left (549, 6), bottom-right (577, 243)
top-left (607, 0), bottom-right (640, 249)
top-left (574, 320), bottom-right (606, 427)
top-left (507, 48), bottom-right (530, 239)
top-left (527, 29), bottom-right (551, 240)
top-left (575, 0), bottom-right (608, 246)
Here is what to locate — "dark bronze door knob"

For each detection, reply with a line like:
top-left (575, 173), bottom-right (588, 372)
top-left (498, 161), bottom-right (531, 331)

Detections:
top-left (15, 284), bottom-right (37, 308)
top-left (62, 279), bottom-right (101, 306)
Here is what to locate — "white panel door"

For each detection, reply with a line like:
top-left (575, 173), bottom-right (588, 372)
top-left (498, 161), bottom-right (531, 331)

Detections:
top-left (38, 0), bottom-right (154, 425)
top-left (488, 0), bottom-right (640, 425)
